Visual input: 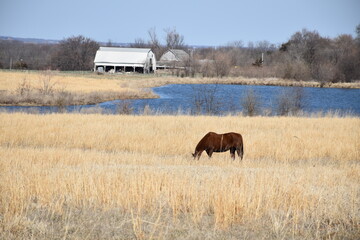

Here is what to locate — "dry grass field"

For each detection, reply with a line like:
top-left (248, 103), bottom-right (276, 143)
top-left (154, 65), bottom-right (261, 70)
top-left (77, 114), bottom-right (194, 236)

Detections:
top-left (0, 113), bottom-right (359, 239)
top-left (0, 70), bottom-right (140, 93)
top-left (0, 71), bottom-right (157, 106)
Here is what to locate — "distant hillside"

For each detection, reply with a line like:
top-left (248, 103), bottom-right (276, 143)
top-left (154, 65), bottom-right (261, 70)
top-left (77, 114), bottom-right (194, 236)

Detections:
top-left (0, 36), bottom-right (60, 44)
top-left (0, 35), bottom-right (211, 48)
top-left (0, 36), bottom-right (132, 47)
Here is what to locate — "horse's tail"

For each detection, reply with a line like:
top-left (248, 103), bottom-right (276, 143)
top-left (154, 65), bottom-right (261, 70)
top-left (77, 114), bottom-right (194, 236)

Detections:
top-left (241, 143), bottom-right (244, 160)
top-left (238, 141), bottom-right (244, 160)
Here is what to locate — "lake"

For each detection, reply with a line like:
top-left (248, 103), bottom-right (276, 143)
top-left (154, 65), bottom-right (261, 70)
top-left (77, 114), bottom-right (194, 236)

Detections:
top-left (1, 84), bottom-right (360, 116)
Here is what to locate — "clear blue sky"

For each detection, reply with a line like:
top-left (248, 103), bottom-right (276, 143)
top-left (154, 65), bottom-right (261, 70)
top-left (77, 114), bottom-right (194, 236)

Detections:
top-left (0, 0), bottom-right (359, 46)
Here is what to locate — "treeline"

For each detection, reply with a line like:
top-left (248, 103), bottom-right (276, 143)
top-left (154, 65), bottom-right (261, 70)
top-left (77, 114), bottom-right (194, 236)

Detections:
top-left (0, 36), bottom-right (99, 71)
top-left (189, 27), bottom-right (360, 83)
top-left (0, 25), bottom-right (359, 82)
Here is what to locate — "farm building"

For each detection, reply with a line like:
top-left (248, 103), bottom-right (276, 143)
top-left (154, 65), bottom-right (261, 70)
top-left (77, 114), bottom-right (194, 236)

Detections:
top-left (93, 47), bottom-right (156, 73)
top-left (157, 49), bottom-right (189, 69)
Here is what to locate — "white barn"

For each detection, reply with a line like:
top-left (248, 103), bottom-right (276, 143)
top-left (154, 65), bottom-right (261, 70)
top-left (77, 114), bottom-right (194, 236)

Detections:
top-left (158, 49), bottom-right (189, 69)
top-left (94, 47), bottom-right (156, 73)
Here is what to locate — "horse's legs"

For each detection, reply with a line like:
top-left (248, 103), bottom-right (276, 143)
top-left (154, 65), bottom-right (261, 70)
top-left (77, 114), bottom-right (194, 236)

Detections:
top-left (206, 148), bottom-right (214, 158)
top-left (193, 150), bottom-right (203, 160)
top-left (230, 148), bottom-right (236, 160)
top-left (197, 150), bottom-right (204, 160)
top-left (237, 148), bottom-right (243, 160)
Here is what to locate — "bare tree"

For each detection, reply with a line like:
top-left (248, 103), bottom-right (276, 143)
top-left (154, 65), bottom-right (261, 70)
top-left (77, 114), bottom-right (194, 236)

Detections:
top-left (191, 84), bottom-right (220, 115)
top-left (148, 27), bottom-right (160, 48)
top-left (51, 35), bottom-right (99, 71)
top-left (147, 27), bottom-right (165, 60)
top-left (332, 34), bottom-right (360, 82)
top-left (131, 38), bottom-right (148, 48)
top-left (276, 87), bottom-right (305, 116)
top-left (241, 88), bottom-right (260, 116)
top-left (200, 59), bottom-right (215, 78)
top-left (164, 27), bottom-right (185, 49)
top-left (213, 52), bottom-right (231, 78)
top-left (116, 100), bottom-right (134, 115)
top-left (16, 77), bottom-right (31, 96)
top-left (227, 40), bottom-right (244, 48)
top-left (286, 29), bottom-right (327, 80)
top-left (183, 49), bottom-right (199, 77)
top-left (38, 71), bottom-right (57, 95)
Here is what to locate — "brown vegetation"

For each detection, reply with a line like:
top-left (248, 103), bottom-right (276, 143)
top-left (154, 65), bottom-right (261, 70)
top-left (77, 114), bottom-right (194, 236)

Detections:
top-left (191, 29), bottom-right (360, 82)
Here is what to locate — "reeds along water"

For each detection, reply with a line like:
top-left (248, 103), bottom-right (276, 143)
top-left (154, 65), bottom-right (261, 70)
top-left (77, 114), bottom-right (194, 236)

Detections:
top-left (0, 113), bottom-right (359, 239)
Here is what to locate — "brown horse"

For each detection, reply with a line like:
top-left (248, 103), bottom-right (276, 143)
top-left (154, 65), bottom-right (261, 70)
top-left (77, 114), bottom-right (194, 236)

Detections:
top-left (192, 132), bottom-right (244, 160)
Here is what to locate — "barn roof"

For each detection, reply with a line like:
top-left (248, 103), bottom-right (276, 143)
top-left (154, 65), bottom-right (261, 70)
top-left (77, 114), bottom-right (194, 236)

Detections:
top-left (160, 49), bottom-right (189, 62)
top-left (170, 49), bottom-right (189, 61)
top-left (94, 47), bottom-right (153, 65)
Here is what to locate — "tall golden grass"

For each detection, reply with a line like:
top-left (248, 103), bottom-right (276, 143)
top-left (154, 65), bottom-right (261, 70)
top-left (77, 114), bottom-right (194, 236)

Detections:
top-left (0, 71), bottom-right (157, 106)
top-left (1, 113), bottom-right (359, 239)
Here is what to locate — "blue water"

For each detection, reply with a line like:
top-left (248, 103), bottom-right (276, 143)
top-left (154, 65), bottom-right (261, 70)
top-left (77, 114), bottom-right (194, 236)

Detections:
top-left (1, 84), bottom-right (360, 116)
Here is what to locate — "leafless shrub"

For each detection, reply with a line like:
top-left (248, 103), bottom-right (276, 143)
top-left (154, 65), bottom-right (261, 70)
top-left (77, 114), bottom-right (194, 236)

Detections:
top-left (276, 87), bottom-right (305, 116)
top-left (200, 60), bottom-right (215, 78)
top-left (317, 62), bottom-right (337, 83)
top-left (38, 71), bottom-right (57, 95)
top-left (54, 90), bottom-right (73, 110)
top-left (292, 88), bottom-right (305, 113)
top-left (280, 60), bottom-right (311, 81)
top-left (198, 51), bottom-right (231, 78)
top-left (241, 88), bottom-right (260, 116)
top-left (262, 108), bottom-right (273, 116)
top-left (213, 53), bottom-right (231, 78)
top-left (183, 54), bottom-right (199, 77)
top-left (276, 92), bottom-right (292, 116)
top-left (191, 84), bottom-right (220, 115)
top-left (116, 100), bottom-right (134, 115)
top-left (142, 105), bottom-right (153, 115)
top-left (92, 91), bottom-right (105, 103)
top-left (16, 77), bottom-right (32, 96)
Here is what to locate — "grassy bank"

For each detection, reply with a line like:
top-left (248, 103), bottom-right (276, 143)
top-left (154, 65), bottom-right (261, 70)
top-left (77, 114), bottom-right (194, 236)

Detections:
top-left (0, 71), bottom-right (157, 106)
top-left (1, 113), bottom-right (359, 239)
top-left (1, 70), bottom-right (359, 106)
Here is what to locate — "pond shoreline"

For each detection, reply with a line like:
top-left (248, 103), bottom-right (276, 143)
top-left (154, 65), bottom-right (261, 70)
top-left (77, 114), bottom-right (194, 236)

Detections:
top-left (2, 83), bottom-right (359, 116)
top-left (1, 70), bottom-right (359, 107)
top-left (0, 93), bottom-right (158, 107)
top-left (225, 79), bottom-right (360, 88)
